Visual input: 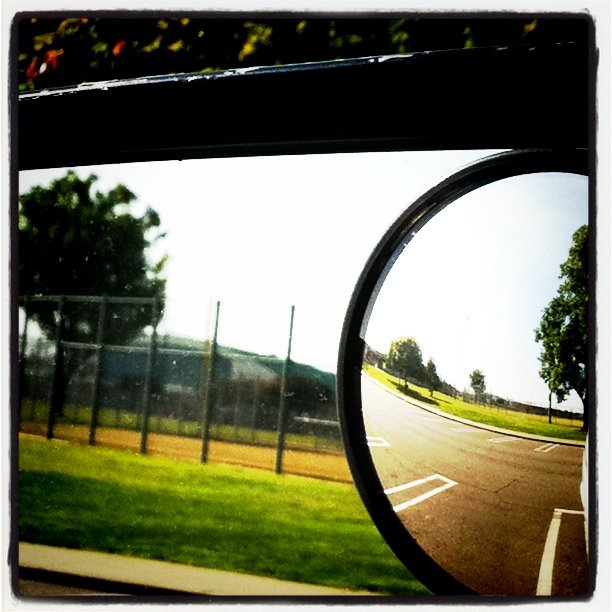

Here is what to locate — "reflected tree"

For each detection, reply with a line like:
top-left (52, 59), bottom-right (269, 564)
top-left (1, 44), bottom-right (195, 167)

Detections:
top-left (386, 337), bottom-right (425, 392)
top-left (469, 369), bottom-right (486, 404)
top-left (535, 225), bottom-right (588, 431)
top-left (425, 358), bottom-right (441, 398)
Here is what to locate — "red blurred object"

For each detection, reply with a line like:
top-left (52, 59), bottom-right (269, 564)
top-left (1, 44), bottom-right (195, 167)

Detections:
top-left (44, 49), bottom-right (64, 71)
top-left (112, 40), bottom-right (126, 56)
top-left (25, 57), bottom-right (39, 80)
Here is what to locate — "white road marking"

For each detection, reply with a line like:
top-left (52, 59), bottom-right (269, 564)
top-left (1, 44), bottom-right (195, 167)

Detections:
top-left (366, 436), bottom-right (391, 447)
top-left (537, 508), bottom-right (585, 596)
top-left (450, 426), bottom-right (477, 433)
top-left (537, 510), bottom-right (562, 596)
top-left (384, 474), bottom-right (458, 513)
top-left (534, 443), bottom-right (560, 453)
top-left (487, 436), bottom-right (520, 444)
top-left (556, 508), bottom-right (589, 555)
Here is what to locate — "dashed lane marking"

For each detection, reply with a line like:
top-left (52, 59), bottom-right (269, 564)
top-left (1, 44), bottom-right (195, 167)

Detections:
top-left (450, 426), bottom-right (478, 433)
top-left (366, 436), bottom-right (391, 447)
top-left (384, 474), bottom-right (458, 513)
top-left (487, 436), bottom-right (520, 444)
top-left (534, 443), bottom-right (560, 453)
top-left (537, 508), bottom-right (585, 596)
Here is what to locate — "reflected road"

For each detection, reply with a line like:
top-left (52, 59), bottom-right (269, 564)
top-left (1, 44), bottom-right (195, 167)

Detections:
top-left (362, 375), bottom-right (588, 596)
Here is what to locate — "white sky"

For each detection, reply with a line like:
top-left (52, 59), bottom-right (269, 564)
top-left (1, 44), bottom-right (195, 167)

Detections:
top-left (19, 151), bottom-right (587, 410)
top-left (365, 172), bottom-right (587, 410)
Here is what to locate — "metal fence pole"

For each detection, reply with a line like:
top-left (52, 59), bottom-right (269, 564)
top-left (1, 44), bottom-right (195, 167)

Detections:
top-left (275, 305), bottom-right (295, 475)
top-left (201, 301), bottom-right (220, 464)
top-left (47, 297), bottom-right (65, 439)
top-left (140, 297), bottom-right (160, 455)
top-left (18, 301), bottom-right (30, 421)
top-left (548, 390), bottom-right (553, 424)
top-left (88, 296), bottom-right (107, 445)
top-left (251, 380), bottom-right (258, 443)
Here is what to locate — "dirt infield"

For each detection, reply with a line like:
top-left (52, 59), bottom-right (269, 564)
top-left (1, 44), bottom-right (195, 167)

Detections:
top-left (19, 422), bottom-right (353, 483)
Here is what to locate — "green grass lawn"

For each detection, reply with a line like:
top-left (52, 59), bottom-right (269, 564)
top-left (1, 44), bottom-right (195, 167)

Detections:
top-left (364, 365), bottom-right (586, 442)
top-left (18, 436), bottom-right (430, 595)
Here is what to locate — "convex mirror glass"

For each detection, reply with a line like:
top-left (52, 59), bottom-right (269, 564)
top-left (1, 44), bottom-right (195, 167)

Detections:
top-left (339, 150), bottom-right (591, 597)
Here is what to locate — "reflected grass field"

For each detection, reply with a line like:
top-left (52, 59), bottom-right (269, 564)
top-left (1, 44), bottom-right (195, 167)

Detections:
top-left (18, 436), bottom-right (430, 595)
top-left (364, 365), bottom-right (586, 442)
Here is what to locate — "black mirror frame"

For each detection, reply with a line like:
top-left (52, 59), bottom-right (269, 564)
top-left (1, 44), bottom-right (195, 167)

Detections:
top-left (336, 148), bottom-right (592, 596)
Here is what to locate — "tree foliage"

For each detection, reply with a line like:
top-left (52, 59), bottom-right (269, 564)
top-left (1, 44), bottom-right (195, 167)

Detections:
top-left (535, 225), bottom-right (588, 429)
top-left (425, 358), bottom-right (441, 397)
top-left (469, 370), bottom-right (486, 402)
top-left (386, 337), bottom-right (425, 390)
top-left (19, 171), bottom-right (166, 346)
top-left (17, 16), bottom-right (588, 92)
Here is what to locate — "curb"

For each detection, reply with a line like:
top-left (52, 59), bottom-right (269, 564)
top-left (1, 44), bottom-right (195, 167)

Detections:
top-left (18, 543), bottom-right (377, 598)
top-left (365, 374), bottom-right (585, 447)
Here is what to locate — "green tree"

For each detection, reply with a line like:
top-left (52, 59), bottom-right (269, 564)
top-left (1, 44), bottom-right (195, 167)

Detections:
top-left (425, 358), bottom-right (441, 398)
top-left (386, 337), bottom-right (425, 392)
top-left (535, 225), bottom-right (588, 431)
top-left (19, 171), bottom-right (166, 346)
top-left (469, 370), bottom-right (486, 404)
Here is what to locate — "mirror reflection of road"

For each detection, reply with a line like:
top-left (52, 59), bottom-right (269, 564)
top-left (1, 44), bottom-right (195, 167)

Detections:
top-left (361, 375), bottom-right (588, 596)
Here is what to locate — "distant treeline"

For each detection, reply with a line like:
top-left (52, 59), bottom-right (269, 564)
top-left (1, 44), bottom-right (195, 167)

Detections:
top-left (363, 344), bottom-right (583, 423)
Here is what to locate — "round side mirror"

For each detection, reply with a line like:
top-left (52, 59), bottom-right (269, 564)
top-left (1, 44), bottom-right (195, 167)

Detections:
top-left (338, 149), bottom-right (590, 596)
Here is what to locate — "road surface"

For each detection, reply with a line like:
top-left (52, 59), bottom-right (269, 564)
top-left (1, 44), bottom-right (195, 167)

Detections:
top-left (361, 375), bottom-right (588, 596)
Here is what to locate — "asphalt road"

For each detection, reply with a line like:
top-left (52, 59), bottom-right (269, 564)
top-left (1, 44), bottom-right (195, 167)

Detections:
top-left (17, 578), bottom-right (127, 597)
top-left (361, 376), bottom-right (588, 596)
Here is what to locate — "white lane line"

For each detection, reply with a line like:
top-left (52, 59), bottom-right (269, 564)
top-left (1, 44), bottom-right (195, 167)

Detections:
top-left (534, 443), bottom-right (560, 453)
top-left (450, 427), bottom-right (477, 433)
top-left (537, 508), bottom-right (585, 596)
top-left (384, 474), bottom-right (440, 495)
top-left (487, 436), bottom-right (520, 444)
top-left (366, 436), bottom-right (391, 447)
top-left (537, 510), bottom-right (562, 596)
top-left (556, 508), bottom-right (585, 515)
top-left (384, 474), bottom-right (458, 513)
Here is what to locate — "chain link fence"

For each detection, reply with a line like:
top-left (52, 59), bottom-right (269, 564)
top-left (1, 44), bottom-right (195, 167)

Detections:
top-left (18, 295), bottom-right (349, 482)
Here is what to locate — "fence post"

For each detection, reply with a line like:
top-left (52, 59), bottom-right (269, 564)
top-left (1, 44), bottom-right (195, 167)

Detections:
top-left (88, 296), bottom-right (107, 445)
top-left (275, 305), bottom-right (295, 475)
top-left (47, 297), bottom-right (65, 439)
top-left (140, 297), bottom-right (160, 454)
top-left (18, 301), bottom-right (30, 420)
top-left (201, 301), bottom-right (220, 463)
top-left (250, 380), bottom-right (258, 443)
top-left (548, 390), bottom-right (552, 424)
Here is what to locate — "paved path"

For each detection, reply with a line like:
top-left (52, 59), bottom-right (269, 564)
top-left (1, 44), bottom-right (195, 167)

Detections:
top-left (17, 543), bottom-right (376, 598)
top-left (362, 376), bottom-right (588, 596)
